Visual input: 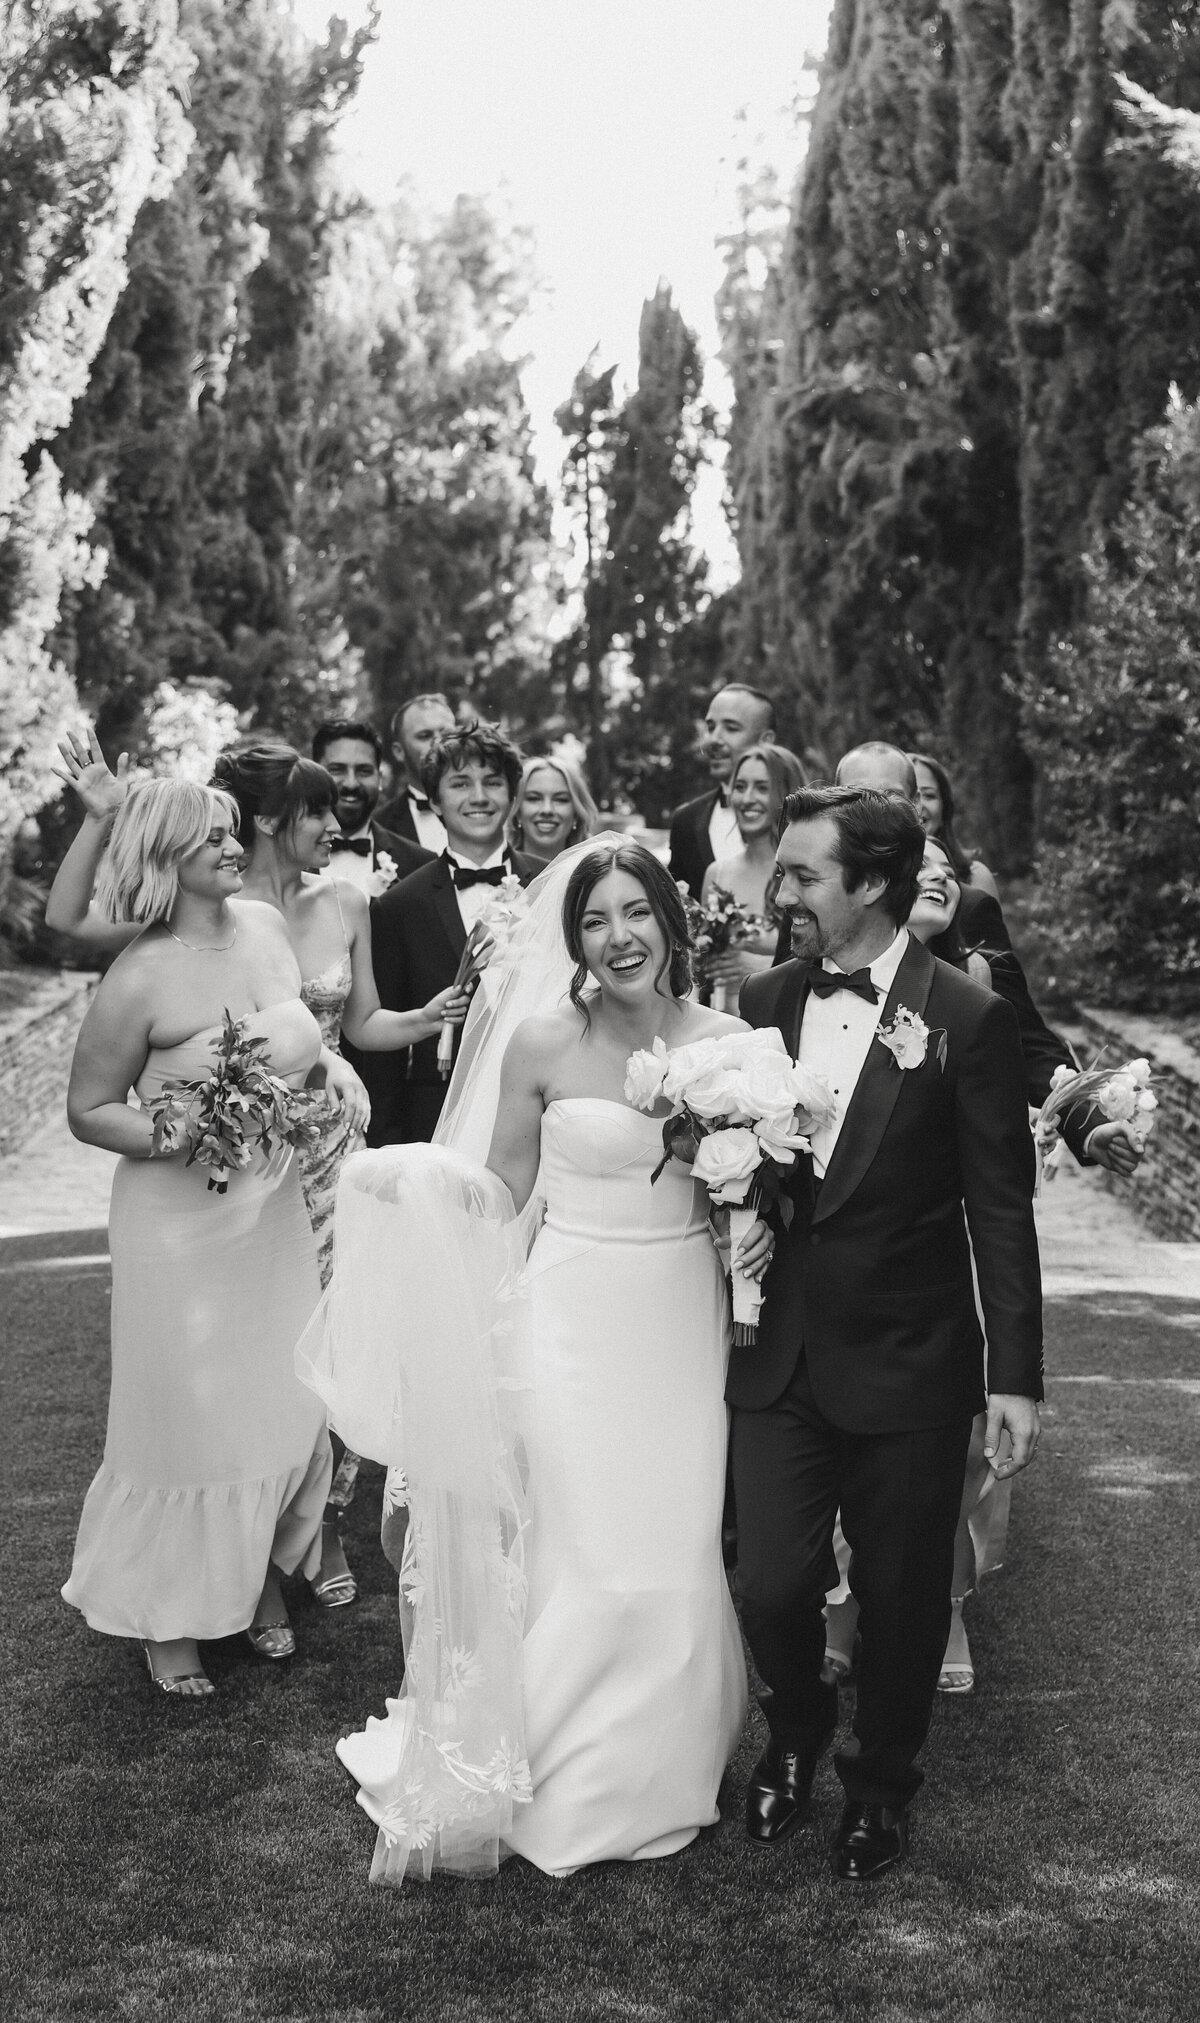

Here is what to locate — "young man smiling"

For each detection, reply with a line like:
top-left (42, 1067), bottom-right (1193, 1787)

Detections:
top-left (365, 720), bottom-right (541, 1144)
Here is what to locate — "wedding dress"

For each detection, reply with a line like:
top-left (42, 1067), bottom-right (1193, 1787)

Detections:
top-left (298, 837), bottom-right (747, 1882)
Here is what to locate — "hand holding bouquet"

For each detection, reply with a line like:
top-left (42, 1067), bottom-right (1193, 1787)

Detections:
top-left (684, 887), bottom-right (770, 1012)
top-left (1033, 1054), bottom-right (1157, 1188)
top-left (624, 1026), bottom-right (835, 1342)
top-left (147, 1010), bottom-right (327, 1192)
top-left (437, 874), bottom-right (531, 1078)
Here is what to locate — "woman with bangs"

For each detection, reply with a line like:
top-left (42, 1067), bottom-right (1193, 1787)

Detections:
top-left (48, 732), bottom-right (472, 1610)
top-left (60, 778), bottom-right (361, 1698)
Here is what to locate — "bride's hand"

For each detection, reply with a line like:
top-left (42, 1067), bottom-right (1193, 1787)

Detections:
top-left (50, 727), bottom-right (130, 821)
top-left (735, 1216), bottom-right (775, 1281)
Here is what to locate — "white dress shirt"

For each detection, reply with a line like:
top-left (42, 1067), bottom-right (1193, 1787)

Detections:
top-left (406, 792), bottom-right (447, 853)
top-left (707, 794), bottom-right (739, 864)
top-left (797, 929), bottom-right (909, 1177)
top-left (321, 823), bottom-right (376, 895)
top-left (445, 844), bottom-right (511, 934)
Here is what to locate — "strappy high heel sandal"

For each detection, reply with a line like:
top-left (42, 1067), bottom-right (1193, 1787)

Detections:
top-left (309, 1516), bottom-right (358, 1610)
top-left (245, 1622), bottom-right (296, 1660)
top-left (141, 1641), bottom-right (215, 1698)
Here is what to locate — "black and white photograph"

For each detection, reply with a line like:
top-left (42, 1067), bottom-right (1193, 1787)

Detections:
top-left (3, 2), bottom-right (1199, 2018)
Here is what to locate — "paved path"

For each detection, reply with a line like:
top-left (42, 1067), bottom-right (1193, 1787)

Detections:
top-left (4, 1092), bottom-right (1199, 1300)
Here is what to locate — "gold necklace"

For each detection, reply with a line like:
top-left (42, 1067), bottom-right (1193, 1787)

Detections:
top-left (164, 921), bottom-right (238, 953)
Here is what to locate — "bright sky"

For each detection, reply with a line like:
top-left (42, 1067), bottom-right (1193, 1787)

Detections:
top-left (291, 0), bottom-right (831, 581)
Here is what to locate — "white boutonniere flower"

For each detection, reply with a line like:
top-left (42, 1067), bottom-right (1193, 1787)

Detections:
top-left (876, 1004), bottom-right (946, 1072)
top-left (369, 851), bottom-right (400, 898)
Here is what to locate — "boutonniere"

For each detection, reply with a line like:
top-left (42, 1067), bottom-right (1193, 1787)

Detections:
top-left (876, 1005), bottom-right (947, 1072)
top-left (369, 851), bottom-right (400, 898)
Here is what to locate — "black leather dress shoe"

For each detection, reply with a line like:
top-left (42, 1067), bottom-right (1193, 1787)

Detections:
top-left (829, 1799), bottom-right (909, 1880)
top-left (745, 1731), bottom-right (834, 1844)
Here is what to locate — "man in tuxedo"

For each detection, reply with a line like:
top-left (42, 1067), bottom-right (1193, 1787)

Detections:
top-left (376, 692), bottom-right (456, 848)
top-left (732, 785), bottom-right (1045, 1881)
top-left (311, 719), bottom-right (433, 891)
top-left (366, 719), bottom-right (541, 1145)
top-left (667, 684), bottom-right (776, 898)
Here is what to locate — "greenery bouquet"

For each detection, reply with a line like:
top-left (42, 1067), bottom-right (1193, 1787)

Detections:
top-left (683, 887), bottom-right (770, 1013)
top-left (147, 1011), bottom-right (327, 1193)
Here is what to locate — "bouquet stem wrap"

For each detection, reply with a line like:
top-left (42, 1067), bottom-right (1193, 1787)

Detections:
top-left (728, 1201), bottom-right (764, 1346)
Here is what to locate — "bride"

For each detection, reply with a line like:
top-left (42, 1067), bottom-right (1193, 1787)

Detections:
top-left (302, 838), bottom-right (761, 1880)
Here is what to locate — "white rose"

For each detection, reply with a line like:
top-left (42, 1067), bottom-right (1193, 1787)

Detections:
top-left (1136, 1089), bottom-right (1158, 1114)
top-left (624, 1038), bottom-right (670, 1112)
top-left (712, 1027), bottom-right (790, 1071)
top-left (1127, 1058), bottom-right (1152, 1087)
top-left (1049, 1062), bottom-right (1076, 1092)
top-left (736, 1049), bottom-right (804, 1119)
top-left (691, 1126), bottom-right (763, 1203)
top-left (681, 1063), bottom-right (749, 1121)
top-left (787, 1061), bottom-right (838, 1131)
top-left (756, 1110), bottom-right (811, 1166)
top-left (660, 1036), bottom-right (724, 1104)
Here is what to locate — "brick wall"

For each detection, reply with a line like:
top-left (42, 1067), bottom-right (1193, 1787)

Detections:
top-left (0, 971), bottom-right (97, 1159)
top-left (1075, 1008), bottom-right (1200, 1241)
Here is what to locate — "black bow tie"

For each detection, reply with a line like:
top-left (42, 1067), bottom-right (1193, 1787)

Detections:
top-left (804, 963), bottom-right (880, 1004)
top-left (409, 792), bottom-right (432, 813)
top-left (330, 834), bottom-right (372, 857)
top-left (448, 858), bottom-right (507, 890)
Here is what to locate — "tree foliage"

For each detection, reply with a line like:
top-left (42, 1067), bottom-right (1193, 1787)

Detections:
top-left (729, 0), bottom-right (1200, 871)
top-left (1023, 397), bottom-right (1200, 1003)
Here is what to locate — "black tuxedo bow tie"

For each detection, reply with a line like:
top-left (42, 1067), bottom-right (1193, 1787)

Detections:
top-left (447, 859), bottom-right (507, 890)
top-left (803, 963), bottom-right (880, 1004)
top-left (330, 834), bottom-right (372, 857)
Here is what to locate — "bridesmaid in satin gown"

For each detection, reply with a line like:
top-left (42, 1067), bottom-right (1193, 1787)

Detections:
top-left (60, 778), bottom-right (367, 1697)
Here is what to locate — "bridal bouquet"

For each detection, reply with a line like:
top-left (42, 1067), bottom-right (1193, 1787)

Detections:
top-left (683, 887), bottom-right (770, 1013)
top-left (1033, 1053), bottom-right (1158, 1189)
top-left (624, 1026), bottom-right (836, 1343)
top-left (147, 1010), bottom-right (326, 1192)
top-left (437, 875), bottom-right (531, 1078)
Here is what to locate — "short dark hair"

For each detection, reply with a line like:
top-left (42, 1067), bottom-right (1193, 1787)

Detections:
top-left (211, 740), bottom-right (335, 840)
top-left (780, 784), bottom-right (924, 926)
top-left (712, 683), bottom-right (776, 730)
top-left (418, 718), bottom-right (523, 803)
top-left (835, 741), bottom-right (917, 798)
top-left (561, 841), bottom-right (693, 1021)
top-left (311, 719), bottom-right (383, 765)
top-left (390, 693), bottom-right (455, 739)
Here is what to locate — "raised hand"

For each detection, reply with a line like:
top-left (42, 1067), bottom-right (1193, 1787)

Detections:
top-left (50, 727), bottom-right (131, 822)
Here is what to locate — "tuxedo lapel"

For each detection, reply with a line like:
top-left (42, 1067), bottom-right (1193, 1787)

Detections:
top-left (429, 858), bottom-right (467, 964)
top-left (811, 936), bottom-right (936, 1226)
top-left (773, 958), bottom-right (810, 1058)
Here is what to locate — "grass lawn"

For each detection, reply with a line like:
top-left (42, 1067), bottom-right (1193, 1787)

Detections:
top-left (6, 1230), bottom-right (1200, 2021)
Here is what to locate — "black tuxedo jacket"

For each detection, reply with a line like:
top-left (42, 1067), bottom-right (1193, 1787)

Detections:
top-left (667, 789), bottom-right (722, 899)
top-left (375, 792), bottom-right (432, 845)
top-left (336, 824), bottom-right (434, 1091)
top-left (730, 939), bottom-right (1044, 1433)
top-left (363, 849), bottom-right (541, 1144)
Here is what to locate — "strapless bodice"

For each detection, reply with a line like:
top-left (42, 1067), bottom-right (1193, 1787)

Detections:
top-left (539, 1099), bottom-right (711, 1245)
top-left (300, 956), bottom-right (352, 1050)
top-left (134, 998), bottom-right (322, 1102)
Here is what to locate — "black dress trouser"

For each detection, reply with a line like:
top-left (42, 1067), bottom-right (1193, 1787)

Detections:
top-left (731, 1352), bottom-right (972, 1810)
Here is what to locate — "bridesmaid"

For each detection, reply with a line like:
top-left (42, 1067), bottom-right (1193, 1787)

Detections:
top-left (47, 732), bottom-right (471, 1607)
top-left (61, 778), bottom-right (366, 1696)
top-left (508, 755), bottom-right (599, 867)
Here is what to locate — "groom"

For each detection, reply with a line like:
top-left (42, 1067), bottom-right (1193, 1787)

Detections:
top-left (731, 785), bottom-right (1043, 1881)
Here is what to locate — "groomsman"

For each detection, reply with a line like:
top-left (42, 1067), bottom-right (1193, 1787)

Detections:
top-left (732, 785), bottom-right (1047, 1880)
top-left (311, 719), bottom-right (433, 892)
top-left (667, 684), bottom-right (776, 897)
top-left (366, 719), bottom-right (541, 1145)
top-left (377, 692), bottom-right (457, 848)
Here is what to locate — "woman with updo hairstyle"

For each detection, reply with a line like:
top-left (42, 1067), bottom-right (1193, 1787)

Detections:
top-left (509, 754), bottom-right (600, 866)
top-left (60, 777), bottom-right (360, 1698)
top-left (47, 730), bottom-right (471, 1611)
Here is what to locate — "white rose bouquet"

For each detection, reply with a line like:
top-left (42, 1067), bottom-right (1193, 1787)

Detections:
top-left (1033, 1053), bottom-right (1157, 1189)
top-left (624, 1026), bottom-right (836, 1343)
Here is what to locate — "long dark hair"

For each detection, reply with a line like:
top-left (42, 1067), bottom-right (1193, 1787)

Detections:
top-left (211, 741), bottom-right (336, 844)
top-left (909, 752), bottom-right (975, 882)
top-left (561, 842), bottom-right (693, 1021)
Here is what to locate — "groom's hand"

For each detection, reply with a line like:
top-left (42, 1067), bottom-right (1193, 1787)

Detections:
top-left (984, 1394), bottom-right (1040, 1478)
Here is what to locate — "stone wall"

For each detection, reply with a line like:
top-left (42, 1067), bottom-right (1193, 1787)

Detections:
top-left (0, 970), bottom-right (97, 1159)
top-left (1075, 1008), bottom-right (1200, 1242)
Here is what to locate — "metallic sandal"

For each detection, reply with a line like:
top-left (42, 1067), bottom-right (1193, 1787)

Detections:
top-left (141, 1641), bottom-right (215, 1698)
top-left (245, 1622), bottom-right (296, 1661)
top-left (309, 1518), bottom-right (358, 1609)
